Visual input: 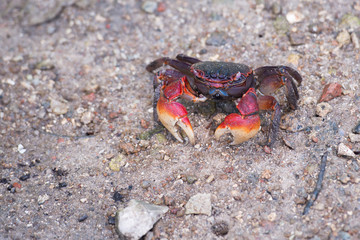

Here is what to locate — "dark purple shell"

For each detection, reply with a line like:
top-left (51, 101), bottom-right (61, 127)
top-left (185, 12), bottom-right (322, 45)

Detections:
top-left (190, 61), bottom-right (254, 100)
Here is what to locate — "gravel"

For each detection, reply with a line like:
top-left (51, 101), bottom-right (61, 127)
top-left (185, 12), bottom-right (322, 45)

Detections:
top-left (1, 0), bottom-right (360, 239)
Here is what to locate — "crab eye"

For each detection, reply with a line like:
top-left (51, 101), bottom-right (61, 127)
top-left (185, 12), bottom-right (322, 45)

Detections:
top-left (233, 72), bottom-right (246, 82)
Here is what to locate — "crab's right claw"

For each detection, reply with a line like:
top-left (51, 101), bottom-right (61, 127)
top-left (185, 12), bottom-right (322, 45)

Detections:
top-left (214, 113), bottom-right (261, 145)
top-left (157, 95), bottom-right (195, 145)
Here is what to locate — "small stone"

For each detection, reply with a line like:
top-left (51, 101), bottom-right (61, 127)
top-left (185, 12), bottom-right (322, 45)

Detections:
top-left (211, 221), bottom-right (229, 236)
top-left (17, 144), bottom-right (27, 154)
top-left (287, 53), bottom-right (300, 66)
top-left (308, 23), bottom-right (322, 34)
top-left (261, 169), bottom-right (272, 180)
top-left (318, 83), bottom-right (342, 103)
top-left (206, 31), bottom-right (229, 46)
top-left (157, 2), bottom-right (166, 12)
top-left (141, 1), bottom-right (157, 14)
top-left (206, 174), bottom-right (215, 183)
top-left (336, 30), bottom-right (351, 46)
top-left (339, 174), bottom-right (350, 184)
top-left (81, 111), bottom-right (93, 124)
top-left (273, 15), bottom-right (290, 34)
top-left (50, 98), bottom-right (69, 115)
top-left (337, 143), bottom-right (355, 158)
top-left (185, 175), bottom-right (198, 184)
top-left (353, 122), bottom-right (360, 134)
top-left (336, 231), bottom-right (351, 240)
top-left (339, 13), bottom-right (360, 30)
top-left (185, 193), bottom-right (212, 216)
top-left (289, 32), bottom-right (306, 46)
top-left (113, 191), bottom-right (125, 202)
top-left (38, 194), bottom-right (50, 205)
top-left (231, 190), bottom-right (242, 201)
top-left (313, 203), bottom-right (325, 210)
top-left (271, 3), bottom-right (282, 15)
top-left (316, 102), bottom-right (333, 117)
top-left (283, 136), bottom-right (296, 149)
top-left (115, 200), bottom-right (168, 239)
top-left (140, 180), bottom-right (151, 189)
top-left (286, 11), bottom-right (304, 24)
top-left (267, 212), bottom-right (277, 221)
top-left (78, 214), bottom-right (88, 222)
top-left (109, 154), bottom-right (126, 171)
top-left (19, 173), bottom-right (30, 181)
top-left (349, 133), bottom-right (360, 143)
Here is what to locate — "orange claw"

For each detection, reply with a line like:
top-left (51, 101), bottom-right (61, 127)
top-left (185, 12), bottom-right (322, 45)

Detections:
top-left (214, 113), bottom-right (261, 145)
top-left (157, 95), bottom-right (195, 145)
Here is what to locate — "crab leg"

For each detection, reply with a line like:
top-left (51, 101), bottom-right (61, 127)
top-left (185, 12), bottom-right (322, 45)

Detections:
top-left (254, 66), bottom-right (302, 109)
top-left (257, 95), bottom-right (281, 146)
top-left (215, 88), bottom-right (261, 145)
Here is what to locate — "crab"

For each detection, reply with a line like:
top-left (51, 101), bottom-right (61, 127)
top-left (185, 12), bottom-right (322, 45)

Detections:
top-left (146, 54), bottom-right (302, 147)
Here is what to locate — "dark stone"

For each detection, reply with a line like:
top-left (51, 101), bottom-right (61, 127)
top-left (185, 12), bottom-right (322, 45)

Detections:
top-left (353, 122), bottom-right (360, 134)
top-left (78, 214), bottom-right (88, 222)
top-left (108, 215), bottom-right (116, 225)
top-left (19, 173), bottom-right (31, 181)
top-left (58, 182), bottom-right (67, 188)
top-left (211, 221), bottom-right (229, 236)
top-left (113, 191), bottom-right (124, 202)
top-left (0, 178), bottom-right (9, 184)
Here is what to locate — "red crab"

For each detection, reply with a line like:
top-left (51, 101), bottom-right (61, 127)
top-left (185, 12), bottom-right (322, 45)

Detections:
top-left (146, 54), bottom-right (302, 146)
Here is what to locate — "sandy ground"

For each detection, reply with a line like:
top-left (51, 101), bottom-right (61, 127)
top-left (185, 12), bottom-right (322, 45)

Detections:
top-left (1, 0), bottom-right (360, 239)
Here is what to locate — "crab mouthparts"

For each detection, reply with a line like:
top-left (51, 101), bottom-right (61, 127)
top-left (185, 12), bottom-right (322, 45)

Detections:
top-left (209, 88), bottom-right (228, 99)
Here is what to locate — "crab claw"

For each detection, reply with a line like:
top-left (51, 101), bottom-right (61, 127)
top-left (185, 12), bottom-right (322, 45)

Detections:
top-left (214, 113), bottom-right (261, 145)
top-left (157, 95), bottom-right (195, 145)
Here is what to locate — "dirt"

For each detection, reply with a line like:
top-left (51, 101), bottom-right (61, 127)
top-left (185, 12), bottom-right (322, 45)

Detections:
top-left (1, 0), bottom-right (360, 239)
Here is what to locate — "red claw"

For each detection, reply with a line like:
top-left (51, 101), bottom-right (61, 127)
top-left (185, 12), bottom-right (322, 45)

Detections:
top-left (157, 95), bottom-right (195, 145)
top-left (215, 113), bottom-right (261, 145)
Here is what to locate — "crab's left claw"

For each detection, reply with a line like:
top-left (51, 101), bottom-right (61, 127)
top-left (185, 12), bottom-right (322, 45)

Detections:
top-left (215, 114), bottom-right (261, 145)
top-left (157, 95), bottom-right (195, 145)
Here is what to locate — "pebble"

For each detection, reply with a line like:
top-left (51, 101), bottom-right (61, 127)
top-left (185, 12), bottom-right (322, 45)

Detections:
top-left (141, 1), bottom-right (157, 14)
top-left (318, 83), bottom-right (342, 103)
top-left (140, 180), bottom-right (151, 189)
top-left (78, 214), bottom-right (88, 222)
top-left (336, 30), bottom-right (351, 46)
top-left (353, 122), bottom-right (360, 134)
top-left (286, 11), bottom-right (304, 24)
top-left (282, 136), bottom-right (296, 149)
top-left (339, 174), bottom-right (350, 184)
top-left (316, 102), bottom-right (333, 117)
top-left (271, 3), bottom-right (282, 15)
top-left (206, 174), bottom-right (215, 183)
top-left (349, 133), bottom-right (360, 143)
top-left (185, 193), bottom-right (212, 216)
top-left (206, 31), bottom-right (229, 46)
top-left (211, 221), bottom-right (229, 236)
top-left (231, 190), bottom-right (242, 201)
top-left (337, 143), bottom-right (355, 158)
top-left (109, 154), bottom-right (126, 172)
top-left (339, 14), bottom-right (360, 30)
top-left (17, 144), bottom-right (27, 154)
top-left (113, 191), bottom-right (125, 202)
top-left (273, 16), bottom-right (290, 34)
top-left (50, 98), bottom-right (69, 115)
top-left (115, 200), bottom-right (168, 239)
top-left (267, 212), bottom-right (277, 222)
top-left (308, 23), bottom-right (322, 34)
top-left (80, 111), bottom-right (93, 124)
top-left (19, 173), bottom-right (30, 181)
top-left (38, 194), bottom-right (50, 205)
top-left (185, 175), bottom-right (198, 184)
top-left (288, 32), bottom-right (305, 46)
